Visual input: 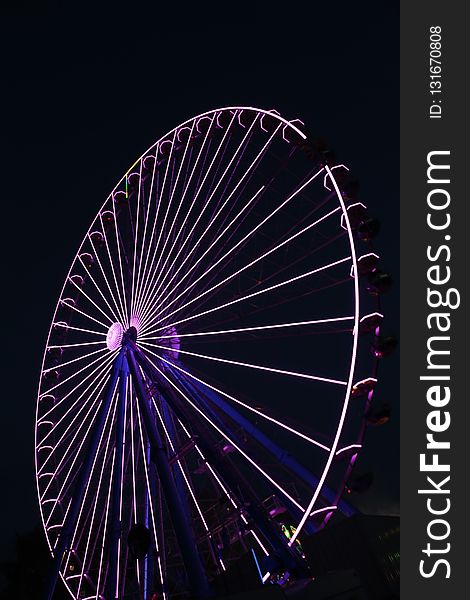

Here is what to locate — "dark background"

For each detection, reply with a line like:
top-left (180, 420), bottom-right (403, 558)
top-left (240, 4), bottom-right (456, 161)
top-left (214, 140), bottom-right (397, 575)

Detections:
top-left (0, 0), bottom-right (399, 569)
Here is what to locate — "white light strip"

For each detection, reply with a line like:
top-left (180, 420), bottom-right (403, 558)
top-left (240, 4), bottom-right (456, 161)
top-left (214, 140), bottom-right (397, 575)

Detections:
top-left (111, 199), bottom-right (130, 328)
top-left (51, 323), bottom-right (106, 337)
top-left (38, 354), bottom-right (114, 459)
top-left (141, 341), bottom-right (346, 387)
top-left (140, 316), bottom-right (353, 342)
top-left (145, 172), bottom-right (331, 331)
top-left (138, 111), bottom-right (252, 321)
top-left (134, 128), bottom-right (178, 321)
top-left (95, 450), bottom-right (116, 599)
top-left (68, 275), bottom-right (117, 325)
top-left (42, 346), bottom-right (109, 375)
top-left (136, 114), bottom-right (218, 319)
top-left (149, 352), bottom-right (331, 450)
top-left (39, 348), bottom-right (116, 397)
top-left (97, 213), bottom-right (128, 327)
top-left (143, 357), bottom-right (305, 511)
top-left (78, 249), bottom-right (125, 328)
top-left (177, 418), bottom-right (270, 557)
top-left (59, 298), bottom-right (109, 330)
top-left (139, 120), bottom-right (281, 328)
top-left (38, 350), bottom-right (116, 422)
top-left (143, 256), bottom-right (352, 339)
top-left (139, 114), bottom-right (269, 326)
top-left (288, 165), bottom-right (360, 546)
top-left (135, 390), bottom-right (167, 600)
top-left (135, 120), bottom-right (197, 320)
top-left (71, 395), bottom-right (120, 596)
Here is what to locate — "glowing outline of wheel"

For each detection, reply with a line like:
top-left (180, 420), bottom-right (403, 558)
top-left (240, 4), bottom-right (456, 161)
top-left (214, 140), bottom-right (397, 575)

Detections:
top-left (35, 106), bottom-right (381, 599)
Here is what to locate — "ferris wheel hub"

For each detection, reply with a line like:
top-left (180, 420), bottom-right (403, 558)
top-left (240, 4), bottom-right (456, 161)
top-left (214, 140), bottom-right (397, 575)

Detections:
top-left (106, 322), bottom-right (124, 350)
top-left (125, 326), bottom-right (138, 343)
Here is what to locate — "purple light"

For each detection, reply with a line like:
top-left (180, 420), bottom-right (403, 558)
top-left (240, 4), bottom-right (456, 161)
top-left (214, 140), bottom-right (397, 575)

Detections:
top-left (106, 322), bottom-right (124, 351)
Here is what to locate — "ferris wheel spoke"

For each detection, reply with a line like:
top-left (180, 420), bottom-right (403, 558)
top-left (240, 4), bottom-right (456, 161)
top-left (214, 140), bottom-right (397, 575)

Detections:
top-left (288, 165), bottom-right (360, 548)
top-left (93, 217), bottom-right (129, 325)
top-left (145, 349), bottom-right (332, 451)
top-left (68, 272), bottom-right (119, 326)
top-left (132, 129), bottom-right (179, 322)
top-left (152, 398), bottom-right (225, 571)
top-left (105, 368), bottom-right (128, 600)
top-left (43, 406), bottom-right (102, 530)
top-left (136, 130), bottom-right (217, 321)
top-left (66, 390), bottom-right (119, 586)
top-left (141, 256), bottom-right (351, 339)
top-left (138, 112), bottom-right (257, 322)
top-left (128, 388), bottom-right (139, 527)
top-left (111, 200), bottom-right (130, 327)
top-left (132, 146), bottom-right (161, 324)
top-left (134, 120), bottom-right (197, 321)
top-left (75, 437), bottom-right (114, 599)
top-left (141, 183), bottom-right (265, 329)
top-left (145, 165), bottom-right (327, 330)
top-left (152, 398), bottom-right (224, 572)
top-left (142, 339), bottom-right (345, 385)
top-left (139, 114), bottom-right (236, 312)
top-left (177, 188), bottom-right (340, 315)
top-left (140, 316), bottom-right (354, 343)
top-left (95, 449), bottom-right (116, 599)
top-left (42, 346), bottom-right (109, 375)
top-left (126, 387), bottom-right (144, 590)
top-left (146, 113), bottom-right (262, 309)
top-left (130, 159), bottom-right (146, 321)
top-left (148, 203), bottom-right (341, 332)
top-left (40, 374), bottom-right (112, 508)
top-left (37, 353), bottom-right (116, 454)
top-left (140, 355), bottom-right (306, 513)
top-left (134, 389), bottom-right (168, 600)
top-left (51, 323), bottom-right (106, 337)
top-left (48, 340), bottom-right (106, 349)
top-left (59, 298), bottom-right (110, 330)
top-left (135, 112), bottom-right (230, 318)
top-left (39, 347), bottom-right (118, 397)
top-left (132, 161), bottom-right (163, 327)
top-left (78, 241), bottom-right (124, 324)
top-left (177, 418), bottom-right (271, 557)
top-left (252, 229), bottom-right (347, 296)
top-left (38, 350), bottom-right (116, 422)
top-left (139, 116), bottom-right (276, 326)
top-left (137, 116), bottom-right (240, 322)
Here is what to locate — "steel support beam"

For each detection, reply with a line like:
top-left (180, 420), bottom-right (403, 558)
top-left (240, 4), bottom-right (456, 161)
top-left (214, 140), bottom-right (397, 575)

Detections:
top-left (174, 367), bottom-right (355, 518)
top-left (105, 356), bottom-right (128, 599)
top-left (126, 346), bottom-right (213, 599)
top-left (44, 349), bottom-right (124, 600)
top-left (132, 345), bottom-right (309, 578)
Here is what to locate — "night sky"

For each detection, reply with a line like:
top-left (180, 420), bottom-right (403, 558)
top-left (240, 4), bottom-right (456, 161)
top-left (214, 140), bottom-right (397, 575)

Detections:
top-left (1, 0), bottom-right (399, 566)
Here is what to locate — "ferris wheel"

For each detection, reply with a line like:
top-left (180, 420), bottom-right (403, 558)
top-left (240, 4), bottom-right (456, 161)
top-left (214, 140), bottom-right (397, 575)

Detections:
top-left (35, 107), bottom-right (389, 600)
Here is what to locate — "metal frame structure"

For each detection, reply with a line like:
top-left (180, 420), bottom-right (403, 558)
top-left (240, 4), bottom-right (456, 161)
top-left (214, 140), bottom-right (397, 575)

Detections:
top-left (35, 107), bottom-right (385, 600)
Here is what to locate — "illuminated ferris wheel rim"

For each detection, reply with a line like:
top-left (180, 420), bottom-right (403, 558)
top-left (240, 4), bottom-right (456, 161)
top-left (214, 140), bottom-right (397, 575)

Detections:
top-left (34, 106), bottom-right (379, 600)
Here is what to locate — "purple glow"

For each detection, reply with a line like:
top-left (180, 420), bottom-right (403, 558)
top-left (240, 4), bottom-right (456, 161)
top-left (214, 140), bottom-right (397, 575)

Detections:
top-left (106, 322), bottom-right (124, 351)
